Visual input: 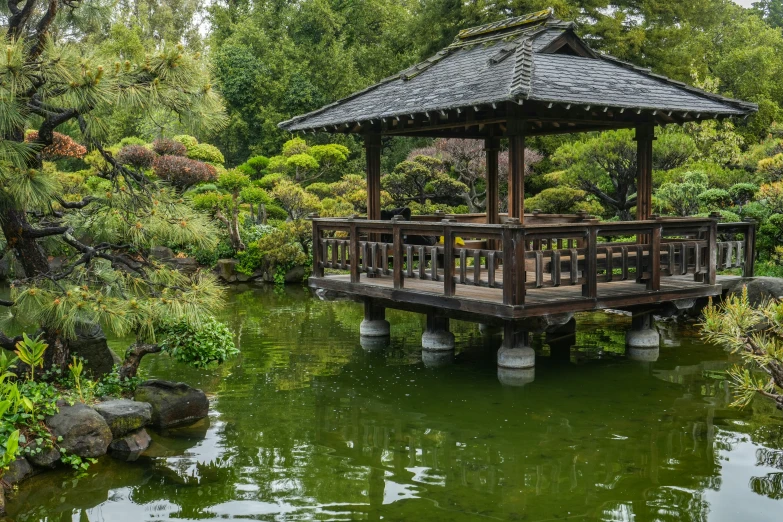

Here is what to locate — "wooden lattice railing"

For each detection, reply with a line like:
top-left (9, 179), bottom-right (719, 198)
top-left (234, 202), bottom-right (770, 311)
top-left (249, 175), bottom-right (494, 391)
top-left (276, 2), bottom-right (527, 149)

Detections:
top-left (312, 216), bottom-right (754, 306)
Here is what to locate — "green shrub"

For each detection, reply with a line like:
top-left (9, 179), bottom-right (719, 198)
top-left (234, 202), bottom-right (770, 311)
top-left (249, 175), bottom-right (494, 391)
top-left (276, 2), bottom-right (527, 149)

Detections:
top-left (118, 136), bottom-right (146, 147)
top-left (187, 143), bottom-right (225, 165)
top-left (698, 188), bottom-right (732, 209)
top-left (158, 317), bottom-right (238, 369)
top-left (189, 238), bottom-right (235, 267)
top-left (265, 204), bottom-right (288, 220)
top-left (255, 173), bottom-right (288, 190)
top-left (173, 134), bottom-right (198, 150)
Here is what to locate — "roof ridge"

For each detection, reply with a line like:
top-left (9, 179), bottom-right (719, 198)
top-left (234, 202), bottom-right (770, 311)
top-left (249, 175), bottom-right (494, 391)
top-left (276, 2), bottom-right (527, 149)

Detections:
top-left (509, 37), bottom-right (534, 99)
top-left (456, 8), bottom-right (556, 41)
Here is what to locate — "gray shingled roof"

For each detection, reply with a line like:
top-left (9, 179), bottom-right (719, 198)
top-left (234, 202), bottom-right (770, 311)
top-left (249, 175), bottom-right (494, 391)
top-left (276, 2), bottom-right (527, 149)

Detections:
top-left (279, 9), bottom-right (757, 132)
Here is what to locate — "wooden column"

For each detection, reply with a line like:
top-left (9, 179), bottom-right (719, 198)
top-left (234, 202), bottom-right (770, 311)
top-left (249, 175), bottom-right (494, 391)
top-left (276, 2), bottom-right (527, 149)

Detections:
top-left (365, 132), bottom-right (382, 220)
top-left (507, 119), bottom-right (526, 222)
top-left (485, 137), bottom-right (500, 225)
top-left (635, 124), bottom-right (655, 221)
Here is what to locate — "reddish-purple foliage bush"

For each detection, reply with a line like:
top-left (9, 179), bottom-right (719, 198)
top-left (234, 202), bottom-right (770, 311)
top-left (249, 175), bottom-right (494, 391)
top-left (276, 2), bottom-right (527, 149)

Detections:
top-left (152, 155), bottom-right (216, 189)
top-left (26, 131), bottom-right (87, 160)
top-left (116, 145), bottom-right (157, 169)
top-left (152, 138), bottom-right (187, 157)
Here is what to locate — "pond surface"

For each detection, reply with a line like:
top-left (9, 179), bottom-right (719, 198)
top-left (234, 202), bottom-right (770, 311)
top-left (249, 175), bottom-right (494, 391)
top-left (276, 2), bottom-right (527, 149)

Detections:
top-left (6, 286), bottom-right (783, 521)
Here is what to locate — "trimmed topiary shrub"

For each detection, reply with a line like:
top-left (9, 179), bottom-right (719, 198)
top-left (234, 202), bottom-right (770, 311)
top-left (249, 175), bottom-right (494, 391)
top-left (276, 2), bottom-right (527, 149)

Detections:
top-left (153, 138), bottom-right (187, 157)
top-left (173, 134), bottom-right (198, 150)
top-left (25, 131), bottom-right (87, 160)
top-left (116, 145), bottom-right (157, 169)
top-left (153, 155), bottom-right (216, 190)
top-left (187, 143), bottom-right (225, 165)
top-left (118, 136), bottom-right (146, 147)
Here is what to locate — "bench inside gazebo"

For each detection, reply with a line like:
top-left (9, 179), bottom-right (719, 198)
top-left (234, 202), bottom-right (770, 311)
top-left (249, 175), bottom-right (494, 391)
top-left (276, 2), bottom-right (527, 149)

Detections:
top-left (279, 8), bottom-right (758, 365)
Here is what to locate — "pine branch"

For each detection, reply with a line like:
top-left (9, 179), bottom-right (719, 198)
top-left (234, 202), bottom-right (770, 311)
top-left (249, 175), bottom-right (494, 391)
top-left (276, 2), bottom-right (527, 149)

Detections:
top-left (0, 332), bottom-right (21, 350)
top-left (58, 195), bottom-right (95, 209)
top-left (22, 225), bottom-right (69, 239)
top-left (119, 343), bottom-right (161, 380)
top-left (29, 0), bottom-right (58, 61)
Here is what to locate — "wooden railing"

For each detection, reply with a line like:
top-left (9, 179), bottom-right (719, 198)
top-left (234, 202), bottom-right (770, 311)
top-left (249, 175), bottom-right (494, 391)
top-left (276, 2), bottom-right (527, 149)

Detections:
top-left (717, 220), bottom-right (756, 277)
top-left (311, 216), bottom-right (748, 306)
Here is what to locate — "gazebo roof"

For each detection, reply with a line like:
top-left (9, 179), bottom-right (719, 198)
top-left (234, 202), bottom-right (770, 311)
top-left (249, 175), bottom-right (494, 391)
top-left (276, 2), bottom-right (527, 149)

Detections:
top-left (279, 8), bottom-right (757, 137)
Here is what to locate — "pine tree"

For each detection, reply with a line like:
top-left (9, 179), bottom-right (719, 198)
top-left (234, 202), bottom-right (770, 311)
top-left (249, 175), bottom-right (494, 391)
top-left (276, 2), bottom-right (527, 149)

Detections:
top-left (0, 0), bottom-right (229, 374)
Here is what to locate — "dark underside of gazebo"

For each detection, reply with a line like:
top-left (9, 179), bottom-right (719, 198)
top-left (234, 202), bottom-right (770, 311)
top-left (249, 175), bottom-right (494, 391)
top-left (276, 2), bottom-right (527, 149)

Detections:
top-left (279, 8), bottom-right (758, 324)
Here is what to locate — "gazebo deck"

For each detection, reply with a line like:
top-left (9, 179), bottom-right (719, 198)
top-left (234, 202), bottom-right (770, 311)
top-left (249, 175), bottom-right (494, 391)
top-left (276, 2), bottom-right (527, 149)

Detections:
top-left (311, 216), bottom-right (755, 321)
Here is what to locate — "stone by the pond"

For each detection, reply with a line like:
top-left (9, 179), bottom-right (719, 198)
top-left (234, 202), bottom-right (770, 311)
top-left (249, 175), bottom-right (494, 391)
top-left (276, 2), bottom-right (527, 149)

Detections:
top-left (3, 457), bottom-right (34, 485)
top-left (215, 258), bottom-right (239, 282)
top-left (284, 265), bottom-right (307, 283)
top-left (93, 399), bottom-right (152, 438)
top-left (69, 322), bottom-right (121, 379)
top-left (109, 429), bottom-right (152, 462)
top-left (149, 245), bottom-right (174, 260)
top-left (723, 277), bottom-right (783, 306)
top-left (27, 442), bottom-right (61, 469)
top-left (46, 403), bottom-right (112, 458)
top-left (134, 380), bottom-right (209, 429)
top-left (165, 256), bottom-right (199, 274)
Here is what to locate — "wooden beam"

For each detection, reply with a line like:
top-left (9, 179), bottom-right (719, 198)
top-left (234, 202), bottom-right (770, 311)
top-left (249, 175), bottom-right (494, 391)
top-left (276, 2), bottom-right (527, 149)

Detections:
top-left (365, 132), bottom-right (382, 220)
top-left (507, 104), bottom-right (526, 222)
top-left (635, 124), bottom-right (655, 220)
top-left (485, 137), bottom-right (500, 226)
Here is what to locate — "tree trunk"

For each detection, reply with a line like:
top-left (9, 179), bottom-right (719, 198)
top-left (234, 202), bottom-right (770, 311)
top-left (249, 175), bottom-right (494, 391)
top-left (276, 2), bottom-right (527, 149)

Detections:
top-left (119, 343), bottom-right (162, 380)
top-left (0, 209), bottom-right (50, 277)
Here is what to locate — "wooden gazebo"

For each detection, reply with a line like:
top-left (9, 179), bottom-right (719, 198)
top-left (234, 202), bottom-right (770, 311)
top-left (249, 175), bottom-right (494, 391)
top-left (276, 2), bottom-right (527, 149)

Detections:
top-left (279, 9), bottom-right (758, 361)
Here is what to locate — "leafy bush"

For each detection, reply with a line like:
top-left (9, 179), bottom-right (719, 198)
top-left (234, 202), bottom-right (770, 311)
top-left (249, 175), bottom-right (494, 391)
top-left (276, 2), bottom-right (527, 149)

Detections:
top-left (116, 145), bottom-right (157, 169)
top-left (271, 179), bottom-right (322, 220)
top-left (153, 138), bottom-right (187, 157)
top-left (758, 153), bottom-right (783, 182)
top-left (187, 183), bottom-right (220, 195)
top-left (236, 226), bottom-right (308, 276)
top-left (265, 204), bottom-right (288, 220)
top-left (189, 238), bottom-right (235, 267)
top-left (282, 137), bottom-right (308, 156)
top-left (698, 188), bottom-right (732, 209)
top-left (728, 183), bottom-right (759, 206)
top-left (118, 137), bottom-right (146, 147)
top-left (153, 155), bottom-right (216, 190)
top-left (255, 173), bottom-right (288, 190)
top-left (25, 131), bottom-right (87, 160)
top-left (158, 317), bottom-right (238, 368)
top-left (237, 155), bottom-right (270, 179)
top-left (173, 134), bottom-right (199, 150)
top-left (187, 143), bottom-right (225, 165)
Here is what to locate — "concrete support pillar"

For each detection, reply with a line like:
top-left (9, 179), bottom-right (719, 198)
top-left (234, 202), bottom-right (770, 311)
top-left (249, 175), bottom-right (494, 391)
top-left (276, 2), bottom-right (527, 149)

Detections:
top-left (360, 299), bottom-right (390, 337)
top-left (625, 312), bottom-right (660, 361)
top-left (422, 314), bottom-right (455, 351)
top-left (498, 322), bottom-right (535, 386)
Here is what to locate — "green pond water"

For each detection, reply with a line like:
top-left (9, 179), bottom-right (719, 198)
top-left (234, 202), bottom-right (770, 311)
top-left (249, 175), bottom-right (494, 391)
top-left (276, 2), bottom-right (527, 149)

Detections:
top-left (5, 286), bottom-right (783, 521)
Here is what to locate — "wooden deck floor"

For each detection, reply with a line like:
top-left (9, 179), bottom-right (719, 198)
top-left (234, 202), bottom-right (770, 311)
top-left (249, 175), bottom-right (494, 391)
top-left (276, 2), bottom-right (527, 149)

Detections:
top-left (312, 271), bottom-right (735, 319)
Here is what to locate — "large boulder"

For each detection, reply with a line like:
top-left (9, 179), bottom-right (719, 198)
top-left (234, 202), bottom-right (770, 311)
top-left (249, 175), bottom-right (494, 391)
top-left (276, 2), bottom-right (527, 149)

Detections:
top-left (134, 380), bottom-right (209, 429)
top-left (3, 457), bottom-right (34, 486)
top-left (215, 258), bottom-right (238, 282)
top-left (27, 442), bottom-right (61, 469)
top-left (46, 403), bottom-right (112, 458)
top-left (109, 429), bottom-right (151, 462)
top-left (165, 256), bottom-right (199, 274)
top-left (93, 399), bottom-right (152, 438)
top-left (69, 323), bottom-right (121, 379)
top-left (149, 245), bottom-right (174, 260)
top-left (722, 277), bottom-right (783, 307)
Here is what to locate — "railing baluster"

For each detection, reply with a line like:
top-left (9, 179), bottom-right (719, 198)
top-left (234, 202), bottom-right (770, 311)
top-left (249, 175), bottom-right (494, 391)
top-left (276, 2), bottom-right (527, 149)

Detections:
top-left (418, 246), bottom-right (425, 279)
top-left (431, 246), bottom-right (439, 282)
top-left (459, 248), bottom-right (467, 285)
top-left (443, 223), bottom-right (454, 297)
top-left (393, 221), bottom-right (403, 289)
top-left (680, 244), bottom-right (688, 275)
top-left (406, 245), bottom-right (413, 278)
top-left (621, 246), bottom-right (629, 280)
top-left (535, 250), bottom-right (543, 288)
top-left (488, 251), bottom-right (496, 288)
top-left (667, 243), bottom-right (675, 276)
top-left (473, 250), bottom-right (481, 285)
top-left (362, 241), bottom-right (368, 273)
top-left (708, 219), bottom-right (717, 285)
top-left (552, 250), bottom-right (561, 286)
top-left (570, 249), bottom-right (578, 285)
top-left (635, 245), bottom-right (644, 283)
top-left (331, 239), bottom-right (338, 267)
top-left (605, 246), bottom-right (613, 282)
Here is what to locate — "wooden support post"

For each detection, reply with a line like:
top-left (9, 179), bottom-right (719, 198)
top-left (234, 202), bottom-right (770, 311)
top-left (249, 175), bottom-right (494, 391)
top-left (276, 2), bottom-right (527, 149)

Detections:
top-left (743, 218), bottom-right (756, 277)
top-left (635, 123), bottom-right (655, 221)
top-left (365, 132), bottom-right (382, 220)
top-left (485, 137), bottom-right (500, 225)
top-left (311, 216), bottom-right (323, 277)
top-left (392, 215), bottom-right (404, 289)
top-left (442, 220), bottom-right (455, 297)
top-left (349, 219), bottom-right (359, 283)
top-left (649, 223), bottom-right (662, 291)
top-left (582, 226), bottom-right (597, 299)
top-left (708, 218), bottom-right (717, 285)
top-left (507, 111), bottom-right (526, 222)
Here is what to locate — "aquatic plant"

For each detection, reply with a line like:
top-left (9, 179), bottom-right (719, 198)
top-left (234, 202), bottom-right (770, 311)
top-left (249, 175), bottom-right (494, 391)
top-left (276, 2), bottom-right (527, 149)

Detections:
top-left (701, 287), bottom-right (783, 409)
